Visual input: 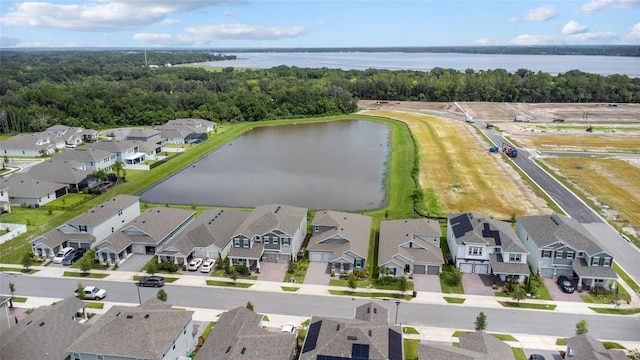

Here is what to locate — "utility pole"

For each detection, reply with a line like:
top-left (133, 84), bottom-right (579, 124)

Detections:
top-left (395, 301), bottom-right (400, 325)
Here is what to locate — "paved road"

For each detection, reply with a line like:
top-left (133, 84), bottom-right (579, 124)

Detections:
top-left (3, 274), bottom-right (639, 342)
top-left (477, 120), bottom-right (640, 283)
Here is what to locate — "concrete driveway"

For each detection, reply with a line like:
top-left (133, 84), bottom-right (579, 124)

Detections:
top-left (413, 274), bottom-right (441, 292)
top-left (461, 274), bottom-right (496, 296)
top-left (304, 262), bottom-right (331, 285)
top-left (543, 277), bottom-right (584, 302)
top-left (258, 263), bottom-right (289, 282)
top-left (117, 254), bottom-right (153, 272)
top-left (524, 348), bottom-right (564, 360)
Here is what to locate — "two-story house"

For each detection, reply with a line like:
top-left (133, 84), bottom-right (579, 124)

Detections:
top-left (85, 140), bottom-right (149, 167)
top-left (27, 159), bottom-right (92, 191)
top-left (53, 147), bottom-right (115, 172)
top-left (307, 210), bottom-right (372, 274)
top-left (378, 218), bottom-right (444, 276)
top-left (31, 195), bottom-right (140, 258)
top-left (228, 204), bottom-right (307, 271)
top-left (447, 213), bottom-right (530, 282)
top-left (516, 215), bottom-right (618, 290)
top-left (0, 185), bottom-right (11, 214)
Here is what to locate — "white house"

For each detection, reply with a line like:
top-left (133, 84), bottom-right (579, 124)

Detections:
top-left (1, 173), bottom-right (67, 207)
top-left (53, 148), bottom-right (115, 172)
top-left (0, 185), bottom-right (11, 214)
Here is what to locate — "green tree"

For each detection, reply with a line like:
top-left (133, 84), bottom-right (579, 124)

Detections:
top-left (512, 284), bottom-right (527, 303)
top-left (21, 253), bottom-right (33, 272)
top-left (576, 319), bottom-right (589, 335)
top-left (627, 349), bottom-right (640, 360)
top-left (8, 282), bottom-right (15, 308)
top-left (112, 161), bottom-right (124, 179)
top-left (474, 312), bottom-right (487, 331)
top-left (230, 268), bottom-right (238, 282)
top-left (146, 261), bottom-right (157, 275)
top-left (78, 256), bottom-right (92, 274)
top-left (348, 273), bottom-right (357, 294)
top-left (76, 282), bottom-right (85, 300)
top-left (246, 301), bottom-right (254, 311)
top-left (157, 289), bottom-right (168, 302)
top-left (398, 275), bottom-right (408, 295)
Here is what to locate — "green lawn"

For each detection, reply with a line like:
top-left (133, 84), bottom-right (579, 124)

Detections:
top-left (63, 271), bottom-right (109, 279)
top-left (403, 327), bottom-right (420, 335)
top-left (452, 331), bottom-right (517, 342)
top-left (206, 280), bottom-right (252, 288)
top-left (283, 257), bottom-right (309, 283)
top-left (85, 302), bottom-right (104, 309)
top-left (499, 301), bottom-right (557, 310)
top-left (443, 296), bottom-right (465, 304)
top-left (602, 341), bottom-right (626, 350)
top-left (43, 193), bottom-right (96, 208)
top-left (281, 286), bottom-right (299, 292)
top-left (556, 338), bottom-right (567, 345)
top-left (0, 267), bottom-right (39, 274)
top-left (11, 296), bottom-right (27, 303)
top-left (614, 262), bottom-right (640, 294)
top-left (404, 339), bottom-right (419, 360)
top-left (580, 286), bottom-right (631, 304)
top-left (440, 265), bottom-right (464, 294)
top-left (512, 347), bottom-right (527, 360)
top-left (589, 307), bottom-right (640, 315)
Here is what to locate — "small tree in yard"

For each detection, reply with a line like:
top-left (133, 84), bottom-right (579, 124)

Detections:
top-left (78, 256), bottom-right (92, 274)
top-left (512, 284), bottom-right (527, 303)
top-left (348, 273), bottom-right (357, 294)
top-left (246, 301), bottom-right (254, 311)
top-left (8, 282), bottom-right (15, 308)
top-left (575, 319), bottom-right (589, 335)
top-left (21, 253), bottom-right (33, 272)
top-left (398, 275), bottom-right (408, 295)
top-left (474, 312), bottom-right (487, 331)
top-left (146, 261), bottom-right (157, 275)
top-left (157, 289), bottom-right (167, 302)
top-left (76, 283), bottom-right (85, 300)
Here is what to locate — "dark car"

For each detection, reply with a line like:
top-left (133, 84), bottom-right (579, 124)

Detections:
top-left (558, 275), bottom-right (575, 293)
top-left (529, 355), bottom-right (546, 360)
top-left (552, 118), bottom-right (565, 123)
top-left (136, 276), bottom-right (165, 287)
top-left (62, 248), bottom-right (87, 266)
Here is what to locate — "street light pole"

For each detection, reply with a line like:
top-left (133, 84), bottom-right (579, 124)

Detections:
top-left (395, 301), bottom-right (400, 325)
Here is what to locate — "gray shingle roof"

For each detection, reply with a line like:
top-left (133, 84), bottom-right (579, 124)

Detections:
top-left (70, 195), bottom-right (139, 226)
top-left (27, 159), bottom-right (91, 185)
top-left (85, 139), bottom-right (139, 153)
top-left (53, 147), bottom-right (113, 162)
top-left (34, 229), bottom-right (95, 248)
top-left (68, 301), bottom-right (194, 359)
top-left (573, 258), bottom-right (617, 279)
top-left (379, 219), bottom-right (443, 267)
top-left (566, 334), bottom-right (628, 360)
top-left (234, 204), bottom-right (307, 240)
top-left (197, 307), bottom-right (295, 360)
top-left (449, 213), bottom-right (528, 253)
top-left (419, 331), bottom-right (515, 360)
top-left (0, 133), bottom-right (55, 152)
top-left (308, 210), bottom-right (372, 261)
top-left (489, 253), bottom-right (531, 276)
top-left (126, 128), bottom-right (161, 139)
top-left (1, 172), bottom-right (66, 198)
top-left (1, 297), bottom-right (88, 360)
top-left (517, 215), bottom-right (606, 256)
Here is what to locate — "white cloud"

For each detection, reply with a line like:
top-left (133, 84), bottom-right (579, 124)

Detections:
top-left (507, 31), bottom-right (618, 45)
top-left (628, 23), bottom-right (640, 40)
top-left (581, 0), bottom-right (640, 13)
top-left (160, 19), bottom-right (180, 25)
top-left (509, 5), bottom-right (557, 22)
top-left (223, 11), bottom-right (234, 17)
top-left (134, 23), bottom-right (309, 46)
top-left (0, 34), bottom-right (20, 47)
top-left (562, 21), bottom-right (588, 35)
top-left (0, 0), bottom-right (240, 31)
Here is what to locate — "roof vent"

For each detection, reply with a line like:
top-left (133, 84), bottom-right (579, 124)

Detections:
top-left (347, 336), bottom-right (358, 341)
top-left (336, 324), bottom-right (341, 331)
top-left (39, 322), bottom-right (45, 327)
top-left (241, 347), bottom-right (246, 354)
top-left (144, 314), bottom-right (150, 319)
top-left (368, 330), bottom-right (372, 337)
top-left (116, 312), bottom-right (121, 317)
top-left (126, 314), bottom-right (133, 319)
top-left (226, 346), bottom-right (231, 354)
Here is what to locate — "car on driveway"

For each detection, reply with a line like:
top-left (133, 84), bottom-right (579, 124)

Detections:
top-left (136, 275), bottom-right (165, 287)
top-left (200, 259), bottom-right (215, 273)
top-left (62, 248), bottom-right (87, 266)
top-left (557, 275), bottom-right (575, 293)
top-left (53, 247), bottom-right (75, 264)
top-left (188, 258), bottom-right (203, 271)
top-left (74, 285), bottom-right (107, 300)
top-left (529, 354), bottom-right (546, 360)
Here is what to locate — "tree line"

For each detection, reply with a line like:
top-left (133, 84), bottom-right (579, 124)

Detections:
top-left (0, 50), bottom-right (638, 133)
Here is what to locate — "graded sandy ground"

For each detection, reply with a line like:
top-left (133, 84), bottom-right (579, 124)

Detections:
top-left (358, 109), bottom-right (551, 219)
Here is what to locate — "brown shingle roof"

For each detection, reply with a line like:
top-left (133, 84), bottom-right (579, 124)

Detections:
top-left (379, 219), bottom-right (443, 267)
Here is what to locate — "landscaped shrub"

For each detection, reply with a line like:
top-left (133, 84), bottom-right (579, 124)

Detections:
top-left (157, 262), bottom-right (179, 272)
top-left (287, 262), bottom-right (298, 274)
top-left (354, 269), bottom-right (367, 280)
top-left (234, 265), bottom-right (250, 276)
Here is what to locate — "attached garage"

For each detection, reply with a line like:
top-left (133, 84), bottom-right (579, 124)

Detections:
top-left (459, 263), bottom-right (473, 273)
top-left (413, 265), bottom-right (426, 274)
top-left (540, 268), bottom-right (554, 278)
top-left (474, 264), bottom-right (489, 274)
top-left (309, 251), bottom-right (332, 262)
top-left (426, 265), bottom-right (440, 275)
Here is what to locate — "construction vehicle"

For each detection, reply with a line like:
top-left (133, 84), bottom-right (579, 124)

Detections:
top-left (502, 143), bottom-right (518, 158)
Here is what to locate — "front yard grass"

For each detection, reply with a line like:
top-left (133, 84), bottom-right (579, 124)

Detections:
top-left (283, 257), bottom-right (309, 283)
top-left (206, 280), bottom-right (252, 288)
top-left (0, 267), bottom-right (39, 274)
top-left (404, 339), bottom-right (419, 360)
top-left (602, 341), bottom-right (625, 350)
top-left (589, 307), bottom-right (640, 315)
top-left (556, 338), bottom-right (567, 346)
top-left (85, 302), bottom-right (104, 309)
top-left (580, 286), bottom-right (630, 304)
top-left (440, 265), bottom-right (464, 294)
top-left (328, 290), bottom-right (412, 300)
top-left (452, 331), bottom-right (518, 342)
top-left (403, 327), bottom-right (419, 335)
top-left (443, 296), bottom-right (465, 304)
top-left (11, 296), bottom-right (27, 303)
top-left (498, 301), bottom-right (557, 310)
top-left (512, 347), bottom-right (527, 360)
top-left (63, 271), bottom-right (109, 279)
top-left (281, 286), bottom-right (299, 292)
top-left (133, 275), bottom-right (179, 283)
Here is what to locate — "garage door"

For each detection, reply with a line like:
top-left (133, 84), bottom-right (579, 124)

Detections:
top-left (427, 265), bottom-right (440, 275)
top-left (413, 265), bottom-right (426, 274)
top-left (264, 253), bottom-right (277, 262)
top-left (278, 254), bottom-right (291, 263)
top-left (540, 268), bottom-right (554, 278)
top-left (474, 264), bottom-right (489, 274)
top-left (309, 252), bottom-right (331, 262)
top-left (459, 263), bottom-right (473, 273)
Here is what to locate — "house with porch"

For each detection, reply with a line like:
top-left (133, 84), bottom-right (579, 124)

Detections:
top-left (53, 147), bottom-right (115, 172)
top-left (1, 173), bottom-right (68, 207)
top-left (419, 331), bottom-right (515, 359)
top-left (67, 299), bottom-right (196, 360)
top-left (93, 207), bottom-right (195, 265)
top-left (378, 218), bottom-right (444, 276)
top-left (307, 210), bottom-right (372, 274)
top-left (564, 334), bottom-right (627, 360)
top-left (299, 302), bottom-right (403, 360)
top-left (156, 118), bottom-right (214, 145)
top-left (156, 208), bottom-right (249, 266)
top-left (0, 185), bottom-right (11, 214)
top-left (197, 306), bottom-right (295, 360)
top-left (85, 139), bottom-right (153, 167)
top-left (516, 215), bottom-right (618, 291)
top-left (447, 213), bottom-right (530, 282)
top-left (227, 204), bottom-right (307, 272)
top-left (27, 159), bottom-right (92, 191)
top-left (125, 128), bottom-right (162, 144)
top-left (31, 195), bottom-right (140, 259)
top-left (46, 125), bottom-right (97, 147)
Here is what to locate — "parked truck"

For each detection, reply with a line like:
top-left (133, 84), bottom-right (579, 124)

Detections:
top-left (502, 143), bottom-right (518, 157)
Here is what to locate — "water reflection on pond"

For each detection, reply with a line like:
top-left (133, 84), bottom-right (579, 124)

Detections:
top-left (139, 120), bottom-right (390, 211)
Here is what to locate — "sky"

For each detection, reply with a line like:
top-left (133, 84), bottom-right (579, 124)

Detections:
top-left (0, 0), bottom-right (639, 48)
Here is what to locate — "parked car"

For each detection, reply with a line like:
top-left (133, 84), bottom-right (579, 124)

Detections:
top-left (187, 258), bottom-right (203, 271)
top-left (62, 248), bottom-right (87, 266)
top-left (281, 323), bottom-right (297, 333)
top-left (136, 275), bottom-right (165, 287)
top-left (552, 118), bottom-right (565, 123)
top-left (529, 354), bottom-right (546, 360)
top-left (200, 259), bottom-right (215, 273)
top-left (557, 275), bottom-right (575, 293)
top-left (53, 247), bottom-right (75, 264)
top-left (74, 285), bottom-right (107, 300)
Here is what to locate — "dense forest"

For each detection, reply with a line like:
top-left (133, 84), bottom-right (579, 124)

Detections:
top-left (1, 50), bottom-right (638, 132)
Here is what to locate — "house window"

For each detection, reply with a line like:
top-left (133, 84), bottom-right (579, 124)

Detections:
top-left (79, 225), bottom-right (87, 232)
top-left (234, 239), bottom-right (240, 247)
top-left (243, 239), bottom-right (249, 248)
top-left (468, 247), bottom-right (482, 256)
top-left (97, 356), bottom-right (104, 360)
top-left (541, 250), bottom-right (552, 258)
top-left (314, 226), bottom-right (319, 233)
top-left (73, 354), bottom-right (80, 360)
top-left (591, 257), bottom-right (600, 266)
top-left (566, 251), bottom-right (575, 259)
top-left (555, 251), bottom-right (563, 258)
top-left (282, 238), bottom-right (290, 246)
top-left (603, 257), bottom-right (612, 267)
top-left (509, 254), bottom-right (521, 262)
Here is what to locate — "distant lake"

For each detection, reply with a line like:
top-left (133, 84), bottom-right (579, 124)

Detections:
top-left (205, 52), bottom-right (640, 77)
top-left (139, 120), bottom-right (390, 211)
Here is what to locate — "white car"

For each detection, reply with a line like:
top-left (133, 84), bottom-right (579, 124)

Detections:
top-left (53, 247), bottom-right (75, 264)
top-left (187, 258), bottom-right (203, 271)
top-left (281, 323), bottom-right (297, 333)
top-left (200, 259), bottom-right (215, 273)
top-left (74, 285), bottom-right (107, 300)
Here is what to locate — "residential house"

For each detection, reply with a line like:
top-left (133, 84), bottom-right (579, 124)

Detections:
top-left (1, 297), bottom-right (88, 360)
top-left (156, 118), bottom-right (214, 145)
top-left (27, 159), bottom-right (92, 191)
top-left (564, 334), bottom-right (627, 360)
top-left (46, 125), bottom-right (97, 147)
top-left (228, 204), bottom-right (307, 271)
top-left (53, 147), bottom-right (115, 172)
top-left (299, 302), bottom-right (403, 360)
top-left (0, 185), bottom-right (10, 214)
top-left (93, 207), bottom-right (195, 265)
top-left (31, 195), bottom-right (140, 258)
top-left (447, 213), bottom-right (530, 282)
top-left (67, 299), bottom-right (196, 360)
top-left (156, 208), bottom-right (249, 265)
top-left (1, 173), bottom-right (68, 207)
top-left (516, 215), bottom-right (618, 290)
top-left (307, 210), bottom-right (372, 274)
top-left (419, 331), bottom-right (515, 360)
top-left (0, 133), bottom-right (56, 157)
top-left (378, 218), bottom-right (444, 276)
top-left (0, 296), bottom-right (10, 336)
top-left (165, 118), bottom-right (215, 133)
top-left (85, 140), bottom-right (153, 167)
top-left (125, 128), bottom-right (162, 144)
top-left (197, 306), bottom-right (295, 360)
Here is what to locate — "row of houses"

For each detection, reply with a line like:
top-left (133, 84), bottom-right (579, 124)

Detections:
top-left (31, 195), bottom-right (617, 291)
top-left (0, 296), bottom-right (627, 360)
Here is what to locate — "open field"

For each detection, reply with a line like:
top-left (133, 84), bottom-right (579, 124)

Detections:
top-left (542, 157), bottom-right (640, 238)
top-left (358, 100), bottom-right (450, 113)
top-left (361, 109), bottom-right (550, 219)
top-left (515, 134), bottom-right (640, 153)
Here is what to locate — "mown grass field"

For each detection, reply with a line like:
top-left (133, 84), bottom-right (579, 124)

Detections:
top-left (362, 110), bottom-right (546, 219)
top-left (543, 157), bottom-right (640, 233)
top-left (516, 134), bottom-right (640, 152)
